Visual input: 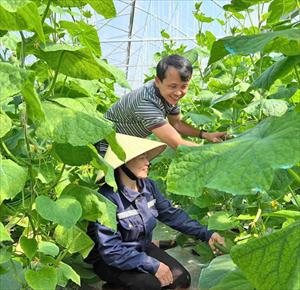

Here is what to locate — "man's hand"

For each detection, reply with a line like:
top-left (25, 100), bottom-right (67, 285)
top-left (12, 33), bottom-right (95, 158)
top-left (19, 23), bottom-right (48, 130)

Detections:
top-left (155, 262), bottom-right (173, 287)
top-left (208, 232), bottom-right (225, 255)
top-left (202, 132), bottom-right (229, 143)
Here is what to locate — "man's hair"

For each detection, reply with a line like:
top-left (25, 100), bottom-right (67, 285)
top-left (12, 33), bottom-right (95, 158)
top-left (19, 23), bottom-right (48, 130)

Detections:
top-left (156, 54), bottom-right (193, 82)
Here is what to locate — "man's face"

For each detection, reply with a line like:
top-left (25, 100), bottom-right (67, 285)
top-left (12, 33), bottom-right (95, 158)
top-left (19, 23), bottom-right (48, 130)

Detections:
top-left (155, 66), bottom-right (190, 105)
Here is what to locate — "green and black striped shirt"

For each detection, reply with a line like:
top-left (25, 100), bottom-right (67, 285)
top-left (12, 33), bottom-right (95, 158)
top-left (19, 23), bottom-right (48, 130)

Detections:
top-left (105, 81), bottom-right (180, 138)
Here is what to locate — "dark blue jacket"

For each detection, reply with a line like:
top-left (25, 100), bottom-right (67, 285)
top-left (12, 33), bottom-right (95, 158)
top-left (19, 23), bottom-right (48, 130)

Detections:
top-left (86, 178), bottom-right (214, 274)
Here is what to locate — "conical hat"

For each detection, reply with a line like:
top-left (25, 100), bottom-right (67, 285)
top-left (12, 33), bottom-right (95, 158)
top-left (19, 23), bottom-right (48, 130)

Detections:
top-left (104, 133), bottom-right (167, 169)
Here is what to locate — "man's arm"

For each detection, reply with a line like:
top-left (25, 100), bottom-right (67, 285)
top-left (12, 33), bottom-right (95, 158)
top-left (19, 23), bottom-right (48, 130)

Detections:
top-left (167, 114), bottom-right (229, 144)
top-left (168, 114), bottom-right (201, 137)
top-left (151, 122), bottom-right (199, 148)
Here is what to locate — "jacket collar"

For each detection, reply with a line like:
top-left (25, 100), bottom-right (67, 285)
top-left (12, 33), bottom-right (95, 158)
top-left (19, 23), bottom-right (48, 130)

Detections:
top-left (119, 179), bottom-right (150, 202)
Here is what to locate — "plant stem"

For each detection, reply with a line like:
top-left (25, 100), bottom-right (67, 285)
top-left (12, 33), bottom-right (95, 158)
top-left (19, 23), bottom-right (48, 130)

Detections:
top-left (46, 51), bottom-right (65, 97)
top-left (27, 213), bottom-right (37, 237)
top-left (56, 231), bottom-right (81, 264)
top-left (288, 168), bottom-right (300, 184)
top-left (0, 140), bottom-right (29, 166)
top-left (22, 109), bottom-right (36, 209)
top-left (19, 31), bottom-right (26, 67)
top-left (42, 0), bottom-right (52, 24)
top-left (288, 185), bottom-right (300, 209)
top-left (246, 9), bottom-right (256, 34)
top-left (294, 64), bottom-right (300, 87)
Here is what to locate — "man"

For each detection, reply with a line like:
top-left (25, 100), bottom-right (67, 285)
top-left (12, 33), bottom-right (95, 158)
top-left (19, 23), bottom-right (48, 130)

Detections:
top-left (100, 54), bottom-right (227, 150)
top-left (95, 55), bottom-right (227, 250)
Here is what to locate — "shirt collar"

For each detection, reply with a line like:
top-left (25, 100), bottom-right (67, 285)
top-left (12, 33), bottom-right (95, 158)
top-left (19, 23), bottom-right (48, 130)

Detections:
top-left (119, 181), bottom-right (142, 202)
top-left (118, 179), bottom-right (150, 202)
top-left (153, 82), bottom-right (163, 99)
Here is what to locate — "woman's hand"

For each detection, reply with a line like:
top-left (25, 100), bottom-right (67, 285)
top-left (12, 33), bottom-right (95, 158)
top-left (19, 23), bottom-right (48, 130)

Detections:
top-left (155, 262), bottom-right (173, 287)
top-left (208, 232), bottom-right (225, 255)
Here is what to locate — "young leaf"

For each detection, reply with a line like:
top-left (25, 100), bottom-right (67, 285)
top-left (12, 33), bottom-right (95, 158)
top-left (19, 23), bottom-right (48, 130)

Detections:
top-left (0, 111), bottom-right (12, 138)
top-left (57, 261), bottom-right (81, 287)
top-left (0, 159), bottom-right (28, 203)
top-left (25, 266), bottom-right (57, 290)
top-left (20, 236), bottom-right (37, 260)
top-left (0, 222), bottom-right (13, 242)
top-left (167, 111), bottom-right (300, 196)
top-left (231, 221), bottom-right (300, 290)
top-left (54, 225), bottom-right (94, 258)
top-left (61, 184), bottom-right (117, 230)
top-left (208, 212), bottom-right (239, 231)
top-left (60, 20), bottom-right (101, 57)
top-left (38, 241), bottom-right (59, 257)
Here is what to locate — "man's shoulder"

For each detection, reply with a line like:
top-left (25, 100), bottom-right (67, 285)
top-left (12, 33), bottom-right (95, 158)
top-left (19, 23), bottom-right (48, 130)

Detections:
top-left (131, 81), bottom-right (156, 99)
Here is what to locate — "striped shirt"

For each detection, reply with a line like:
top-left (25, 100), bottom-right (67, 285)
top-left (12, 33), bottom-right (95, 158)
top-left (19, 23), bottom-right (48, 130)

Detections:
top-left (105, 81), bottom-right (180, 137)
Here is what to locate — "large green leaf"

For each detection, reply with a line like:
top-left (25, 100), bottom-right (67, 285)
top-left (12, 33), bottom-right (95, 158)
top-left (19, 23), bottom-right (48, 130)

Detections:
top-left (54, 225), bottom-right (94, 258)
top-left (251, 56), bottom-right (300, 90)
top-left (36, 44), bottom-right (112, 80)
top-left (52, 0), bottom-right (116, 18)
top-left (61, 184), bottom-right (117, 230)
top-left (183, 48), bottom-right (199, 64)
top-left (60, 20), bottom-right (101, 57)
top-left (267, 0), bottom-right (297, 24)
top-left (97, 59), bottom-right (131, 89)
top-left (36, 102), bottom-right (114, 146)
top-left (52, 143), bottom-right (95, 166)
top-left (0, 159), bottom-right (28, 203)
top-left (209, 29), bottom-right (300, 65)
top-left (0, 111), bottom-right (12, 138)
top-left (0, 0), bottom-right (45, 42)
top-left (0, 63), bottom-right (45, 124)
top-left (263, 210), bottom-right (300, 219)
top-left (87, 0), bottom-right (116, 19)
top-left (223, 0), bottom-right (269, 12)
top-left (0, 260), bottom-right (25, 290)
top-left (25, 266), bottom-right (57, 290)
top-left (35, 196), bottom-right (82, 228)
top-left (57, 261), bottom-right (81, 287)
top-left (167, 111), bottom-right (300, 196)
top-left (199, 255), bottom-right (253, 290)
top-left (244, 99), bottom-right (289, 117)
top-left (231, 221), bottom-right (300, 290)
top-left (211, 270), bottom-right (254, 290)
top-left (0, 62), bottom-right (29, 100)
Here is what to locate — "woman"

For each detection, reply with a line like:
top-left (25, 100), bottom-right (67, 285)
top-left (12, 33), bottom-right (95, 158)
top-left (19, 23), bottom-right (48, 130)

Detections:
top-left (87, 134), bottom-right (224, 290)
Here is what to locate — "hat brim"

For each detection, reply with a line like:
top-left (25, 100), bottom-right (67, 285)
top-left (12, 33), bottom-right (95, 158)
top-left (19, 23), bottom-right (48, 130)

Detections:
top-left (104, 133), bottom-right (167, 169)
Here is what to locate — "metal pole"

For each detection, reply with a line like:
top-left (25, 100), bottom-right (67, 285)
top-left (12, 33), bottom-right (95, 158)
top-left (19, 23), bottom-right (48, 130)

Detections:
top-left (126, 0), bottom-right (136, 79)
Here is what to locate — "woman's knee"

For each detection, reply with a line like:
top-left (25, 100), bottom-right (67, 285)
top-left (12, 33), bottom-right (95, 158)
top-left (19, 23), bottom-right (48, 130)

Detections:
top-left (171, 266), bottom-right (191, 289)
top-left (125, 274), bottom-right (161, 290)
